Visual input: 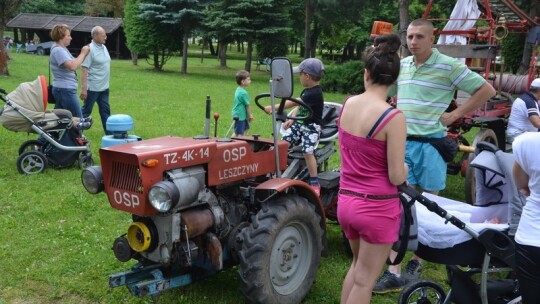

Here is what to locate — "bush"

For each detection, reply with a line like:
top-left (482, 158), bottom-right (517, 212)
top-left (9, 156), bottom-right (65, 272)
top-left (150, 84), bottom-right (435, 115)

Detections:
top-left (321, 60), bottom-right (364, 95)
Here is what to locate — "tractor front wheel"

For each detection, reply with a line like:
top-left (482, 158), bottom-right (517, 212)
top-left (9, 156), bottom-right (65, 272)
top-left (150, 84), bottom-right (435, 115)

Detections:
top-left (237, 194), bottom-right (323, 304)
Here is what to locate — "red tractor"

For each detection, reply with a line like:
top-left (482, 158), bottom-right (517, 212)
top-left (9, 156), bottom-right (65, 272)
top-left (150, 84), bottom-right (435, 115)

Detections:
top-left (81, 58), bottom-right (341, 303)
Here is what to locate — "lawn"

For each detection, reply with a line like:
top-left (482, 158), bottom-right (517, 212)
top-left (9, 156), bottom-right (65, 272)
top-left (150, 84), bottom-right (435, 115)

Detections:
top-left (0, 51), bottom-right (466, 304)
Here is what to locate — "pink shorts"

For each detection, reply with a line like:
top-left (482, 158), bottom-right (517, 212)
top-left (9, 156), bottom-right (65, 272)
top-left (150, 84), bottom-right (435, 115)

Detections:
top-left (337, 192), bottom-right (402, 244)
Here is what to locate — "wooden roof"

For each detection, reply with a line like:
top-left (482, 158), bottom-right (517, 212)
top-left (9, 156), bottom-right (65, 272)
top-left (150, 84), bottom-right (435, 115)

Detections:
top-left (7, 13), bottom-right (123, 34)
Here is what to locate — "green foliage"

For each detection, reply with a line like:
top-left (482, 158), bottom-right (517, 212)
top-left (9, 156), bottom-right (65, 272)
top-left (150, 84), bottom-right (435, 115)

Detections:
top-left (321, 60), bottom-right (364, 95)
top-left (19, 0), bottom-right (85, 15)
top-left (256, 33), bottom-right (289, 59)
top-left (502, 33), bottom-right (526, 74)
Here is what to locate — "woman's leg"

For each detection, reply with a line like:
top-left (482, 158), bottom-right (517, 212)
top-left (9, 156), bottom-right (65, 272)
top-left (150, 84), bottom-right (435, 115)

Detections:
top-left (516, 243), bottom-right (540, 303)
top-left (346, 240), bottom-right (393, 304)
top-left (341, 238), bottom-right (359, 304)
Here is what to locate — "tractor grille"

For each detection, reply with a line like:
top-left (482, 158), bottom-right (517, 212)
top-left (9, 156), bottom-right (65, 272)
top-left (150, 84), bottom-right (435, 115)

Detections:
top-left (109, 161), bottom-right (143, 193)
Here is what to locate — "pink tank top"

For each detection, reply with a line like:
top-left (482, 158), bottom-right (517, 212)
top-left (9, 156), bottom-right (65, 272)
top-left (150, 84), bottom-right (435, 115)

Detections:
top-left (338, 102), bottom-right (401, 196)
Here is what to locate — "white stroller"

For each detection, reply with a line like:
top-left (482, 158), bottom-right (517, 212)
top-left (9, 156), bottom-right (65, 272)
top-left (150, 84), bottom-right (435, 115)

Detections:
top-left (397, 141), bottom-right (524, 304)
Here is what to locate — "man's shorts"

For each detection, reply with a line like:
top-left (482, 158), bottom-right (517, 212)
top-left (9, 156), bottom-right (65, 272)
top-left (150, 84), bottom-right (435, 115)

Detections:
top-left (234, 120), bottom-right (249, 135)
top-left (405, 140), bottom-right (446, 191)
top-left (282, 122), bottom-right (321, 154)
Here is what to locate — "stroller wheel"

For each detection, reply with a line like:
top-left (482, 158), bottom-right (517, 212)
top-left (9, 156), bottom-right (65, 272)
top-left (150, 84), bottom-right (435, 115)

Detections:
top-left (17, 151), bottom-right (48, 175)
top-left (78, 155), bottom-right (94, 169)
top-left (398, 280), bottom-right (447, 304)
top-left (18, 140), bottom-right (44, 155)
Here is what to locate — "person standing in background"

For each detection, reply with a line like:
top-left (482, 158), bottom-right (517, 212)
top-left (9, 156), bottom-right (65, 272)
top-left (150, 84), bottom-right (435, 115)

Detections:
top-left (49, 24), bottom-right (92, 130)
top-left (373, 18), bottom-right (496, 294)
top-left (512, 131), bottom-right (540, 304)
top-left (80, 26), bottom-right (112, 135)
top-left (231, 70), bottom-right (253, 137)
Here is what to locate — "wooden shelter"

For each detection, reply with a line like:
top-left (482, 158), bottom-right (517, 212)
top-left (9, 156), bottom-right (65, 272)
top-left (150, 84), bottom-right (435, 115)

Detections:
top-left (7, 13), bottom-right (130, 58)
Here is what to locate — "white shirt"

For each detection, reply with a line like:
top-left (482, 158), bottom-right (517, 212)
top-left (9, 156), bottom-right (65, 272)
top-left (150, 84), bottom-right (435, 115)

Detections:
top-left (506, 93), bottom-right (539, 141)
top-left (512, 132), bottom-right (540, 247)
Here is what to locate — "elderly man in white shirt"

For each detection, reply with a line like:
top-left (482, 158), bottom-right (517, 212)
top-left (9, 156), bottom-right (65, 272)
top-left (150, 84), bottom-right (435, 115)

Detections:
top-left (80, 26), bottom-right (112, 135)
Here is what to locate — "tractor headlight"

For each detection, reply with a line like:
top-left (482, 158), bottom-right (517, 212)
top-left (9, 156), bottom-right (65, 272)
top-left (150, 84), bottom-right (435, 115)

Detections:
top-left (148, 181), bottom-right (179, 213)
top-left (81, 166), bottom-right (104, 194)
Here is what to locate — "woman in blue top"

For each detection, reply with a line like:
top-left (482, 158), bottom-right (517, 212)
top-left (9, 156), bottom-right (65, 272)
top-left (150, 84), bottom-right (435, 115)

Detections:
top-left (49, 24), bottom-right (90, 125)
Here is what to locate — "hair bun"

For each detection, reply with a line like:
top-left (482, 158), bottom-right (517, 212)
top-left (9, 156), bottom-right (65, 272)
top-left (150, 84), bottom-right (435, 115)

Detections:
top-left (373, 33), bottom-right (401, 54)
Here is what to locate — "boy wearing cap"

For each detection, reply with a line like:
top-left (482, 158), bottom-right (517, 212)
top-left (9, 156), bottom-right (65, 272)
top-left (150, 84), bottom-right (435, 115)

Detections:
top-left (506, 78), bottom-right (540, 144)
top-left (264, 58), bottom-right (325, 195)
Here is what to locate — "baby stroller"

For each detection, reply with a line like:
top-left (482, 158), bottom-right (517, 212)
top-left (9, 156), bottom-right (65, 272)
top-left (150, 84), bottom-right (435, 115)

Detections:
top-left (0, 75), bottom-right (93, 175)
top-left (397, 141), bottom-right (524, 304)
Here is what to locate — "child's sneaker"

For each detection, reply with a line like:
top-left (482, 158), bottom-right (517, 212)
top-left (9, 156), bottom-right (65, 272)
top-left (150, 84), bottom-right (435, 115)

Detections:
top-left (77, 121), bottom-right (92, 130)
top-left (310, 184), bottom-right (321, 196)
top-left (402, 259), bottom-right (423, 283)
top-left (372, 270), bottom-right (406, 294)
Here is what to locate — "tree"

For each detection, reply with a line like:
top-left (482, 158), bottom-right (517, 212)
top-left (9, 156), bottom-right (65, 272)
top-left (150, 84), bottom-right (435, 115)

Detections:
top-left (20, 0), bottom-right (85, 15)
top-left (139, 0), bottom-right (205, 73)
top-left (0, 0), bottom-right (25, 76)
top-left (85, 0), bottom-right (125, 17)
top-left (399, 0), bottom-right (410, 57)
top-left (124, 0), bottom-right (183, 71)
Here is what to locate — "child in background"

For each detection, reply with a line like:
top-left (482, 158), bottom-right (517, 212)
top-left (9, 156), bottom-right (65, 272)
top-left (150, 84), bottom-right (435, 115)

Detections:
top-left (232, 70), bottom-right (253, 137)
top-left (264, 58), bottom-right (325, 196)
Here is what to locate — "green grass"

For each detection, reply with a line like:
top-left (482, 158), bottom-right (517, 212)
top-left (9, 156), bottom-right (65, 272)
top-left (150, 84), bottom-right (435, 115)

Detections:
top-left (1, 51), bottom-right (464, 304)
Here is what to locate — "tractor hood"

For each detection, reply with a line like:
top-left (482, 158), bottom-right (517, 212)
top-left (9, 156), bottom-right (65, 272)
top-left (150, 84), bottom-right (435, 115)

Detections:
top-left (99, 136), bottom-right (288, 216)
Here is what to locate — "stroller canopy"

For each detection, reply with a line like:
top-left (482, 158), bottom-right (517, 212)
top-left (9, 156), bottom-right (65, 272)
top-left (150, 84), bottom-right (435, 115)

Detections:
top-left (0, 75), bottom-right (55, 132)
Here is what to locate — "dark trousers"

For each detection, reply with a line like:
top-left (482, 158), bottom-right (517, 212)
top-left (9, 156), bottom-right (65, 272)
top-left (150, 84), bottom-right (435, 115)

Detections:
top-left (516, 242), bottom-right (540, 303)
top-left (82, 89), bottom-right (111, 135)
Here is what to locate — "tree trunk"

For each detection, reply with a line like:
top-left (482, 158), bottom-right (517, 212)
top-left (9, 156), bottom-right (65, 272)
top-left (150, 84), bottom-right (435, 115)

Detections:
top-left (399, 0), bottom-right (411, 57)
top-left (181, 33), bottom-right (188, 74)
top-left (303, 0), bottom-right (313, 58)
top-left (153, 50), bottom-right (160, 71)
top-left (131, 51), bottom-right (138, 65)
top-left (0, 30), bottom-right (9, 76)
top-left (208, 38), bottom-right (216, 56)
top-left (517, 0), bottom-right (538, 74)
top-left (245, 39), bottom-right (253, 72)
top-left (219, 41), bottom-right (227, 67)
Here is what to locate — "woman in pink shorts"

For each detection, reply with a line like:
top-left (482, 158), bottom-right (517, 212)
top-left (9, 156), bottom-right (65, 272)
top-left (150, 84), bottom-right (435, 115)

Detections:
top-left (337, 33), bottom-right (408, 304)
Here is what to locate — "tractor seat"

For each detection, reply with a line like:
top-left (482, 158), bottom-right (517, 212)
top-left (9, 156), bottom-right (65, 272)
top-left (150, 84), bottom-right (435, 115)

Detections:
top-left (319, 102), bottom-right (341, 143)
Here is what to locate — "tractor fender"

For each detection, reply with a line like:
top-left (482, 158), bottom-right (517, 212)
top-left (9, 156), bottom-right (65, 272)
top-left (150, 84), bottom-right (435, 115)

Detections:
top-left (255, 178), bottom-right (328, 256)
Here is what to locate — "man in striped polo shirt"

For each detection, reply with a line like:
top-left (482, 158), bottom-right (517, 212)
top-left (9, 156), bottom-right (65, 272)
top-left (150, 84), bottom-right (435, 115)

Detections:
top-left (373, 18), bottom-right (496, 294)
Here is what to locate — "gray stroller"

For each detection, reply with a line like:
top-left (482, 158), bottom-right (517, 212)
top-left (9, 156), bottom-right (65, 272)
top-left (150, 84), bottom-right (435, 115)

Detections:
top-left (397, 142), bottom-right (524, 304)
top-left (0, 75), bottom-right (93, 174)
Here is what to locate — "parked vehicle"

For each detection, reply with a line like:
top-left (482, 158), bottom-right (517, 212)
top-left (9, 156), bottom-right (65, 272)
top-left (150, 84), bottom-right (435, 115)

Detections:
top-left (81, 58), bottom-right (342, 303)
top-left (26, 41), bottom-right (54, 55)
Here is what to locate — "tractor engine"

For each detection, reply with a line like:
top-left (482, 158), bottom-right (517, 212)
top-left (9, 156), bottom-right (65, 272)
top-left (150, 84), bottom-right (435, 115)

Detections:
top-left (81, 135), bottom-right (287, 270)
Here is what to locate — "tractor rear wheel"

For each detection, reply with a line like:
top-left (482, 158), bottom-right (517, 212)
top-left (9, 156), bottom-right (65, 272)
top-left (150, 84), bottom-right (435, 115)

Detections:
top-left (237, 194), bottom-right (322, 304)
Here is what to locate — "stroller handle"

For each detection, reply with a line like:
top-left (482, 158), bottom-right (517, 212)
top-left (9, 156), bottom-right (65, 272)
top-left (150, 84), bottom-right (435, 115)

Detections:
top-left (398, 183), bottom-right (468, 231)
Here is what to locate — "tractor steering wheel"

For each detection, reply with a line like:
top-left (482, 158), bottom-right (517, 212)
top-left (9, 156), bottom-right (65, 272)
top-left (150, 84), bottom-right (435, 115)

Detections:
top-left (254, 93), bottom-right (313, 122)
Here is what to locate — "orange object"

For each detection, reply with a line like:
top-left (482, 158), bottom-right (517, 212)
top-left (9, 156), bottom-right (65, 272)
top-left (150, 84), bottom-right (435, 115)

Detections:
top-left (371, 21), bottom-right (393, 38)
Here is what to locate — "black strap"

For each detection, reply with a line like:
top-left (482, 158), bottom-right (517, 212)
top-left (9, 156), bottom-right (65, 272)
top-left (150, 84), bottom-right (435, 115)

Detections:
top-left (367, 107), bottom-right (394, 138)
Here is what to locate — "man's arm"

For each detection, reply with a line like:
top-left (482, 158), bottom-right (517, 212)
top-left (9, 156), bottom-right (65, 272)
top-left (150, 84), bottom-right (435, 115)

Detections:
top-left (528, 114), bottom-right (540, 128)
top-left (440, 82), bottom-right (496, 126)
top-left (80, 67), bottom-right (88, 100)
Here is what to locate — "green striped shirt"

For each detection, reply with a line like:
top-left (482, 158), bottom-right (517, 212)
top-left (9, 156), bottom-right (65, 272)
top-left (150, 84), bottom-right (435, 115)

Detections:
top-left (395, 49), bottom-right (485, 136)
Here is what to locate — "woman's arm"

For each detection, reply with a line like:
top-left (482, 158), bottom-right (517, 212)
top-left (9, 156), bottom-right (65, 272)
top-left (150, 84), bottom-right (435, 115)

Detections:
top-left (513, 162), bottom-right (531, 196)
top-left (62, 45), bottom-right (90, 71)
